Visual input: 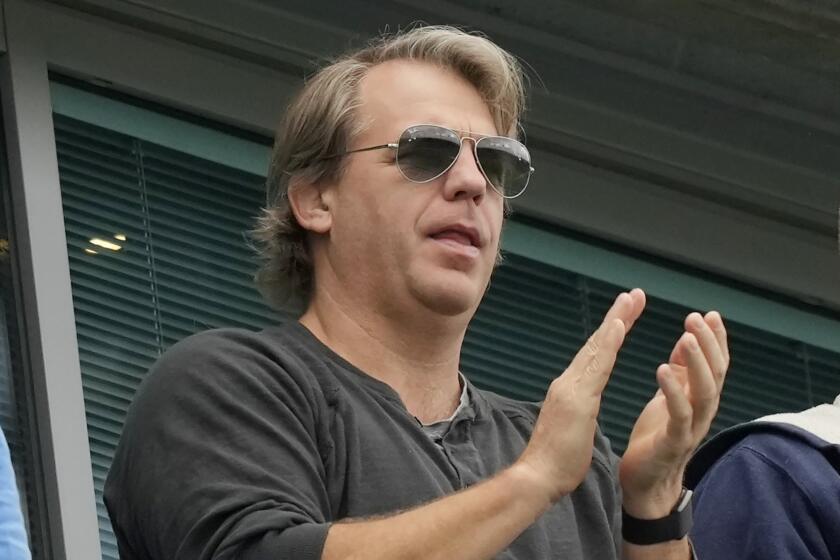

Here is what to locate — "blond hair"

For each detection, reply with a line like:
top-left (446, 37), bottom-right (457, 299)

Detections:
top-left (253, 25), bottom-right (526, 309)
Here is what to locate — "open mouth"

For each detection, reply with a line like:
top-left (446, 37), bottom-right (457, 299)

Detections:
top-left (429, 225), bottom-right (482, 257)
top-left (431, 231), bottom-right (476, 247)
top-left (429, 224), bottom-right (481, 247)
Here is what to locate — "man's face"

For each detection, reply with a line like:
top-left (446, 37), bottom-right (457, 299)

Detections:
top-left (316, 59), bottom-right (506, 321)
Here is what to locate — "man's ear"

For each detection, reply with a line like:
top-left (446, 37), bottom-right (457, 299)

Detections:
top-left (287, 179), bottom-right (333, 234)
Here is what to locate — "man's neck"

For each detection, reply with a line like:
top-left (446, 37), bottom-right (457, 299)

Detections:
top-left (299, 288), bottom-right (466, 424)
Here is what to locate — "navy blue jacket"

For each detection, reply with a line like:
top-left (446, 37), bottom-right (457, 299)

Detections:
top-left (686, 422), bottom-right (840, 560)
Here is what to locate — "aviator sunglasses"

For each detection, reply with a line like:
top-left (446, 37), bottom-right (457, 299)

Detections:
top-left (336, 124), bottom-right (534, 199)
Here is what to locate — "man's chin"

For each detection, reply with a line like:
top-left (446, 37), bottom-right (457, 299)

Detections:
top-left (410, 278), bottom-right (485, 318)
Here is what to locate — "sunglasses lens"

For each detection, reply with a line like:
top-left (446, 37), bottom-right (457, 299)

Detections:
top-left (476, 138), bottom-right (532, 198)
top-left (397, 126), bottom-right (461, 182)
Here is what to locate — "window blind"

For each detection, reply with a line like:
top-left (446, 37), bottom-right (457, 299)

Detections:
top-left (56, 114), bottom-right (278, 559)
top-left (463, 253), bottom-right (840, 452)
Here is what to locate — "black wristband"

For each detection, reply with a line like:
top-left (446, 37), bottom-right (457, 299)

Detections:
top-left (622, 488), bottom-right (693, 545)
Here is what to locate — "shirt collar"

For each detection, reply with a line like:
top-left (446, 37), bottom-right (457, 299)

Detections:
top-left (418, 373), bottom-right (471, 427)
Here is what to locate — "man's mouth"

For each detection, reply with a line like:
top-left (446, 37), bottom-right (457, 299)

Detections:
top-left (428, 225), bottom-right (482, 248)
top-left (429, 225), bottom-right (482, 258)
top-left (431, 231), bottom-right (475, 247)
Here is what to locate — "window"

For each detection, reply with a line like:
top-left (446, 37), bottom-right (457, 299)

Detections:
top-left (54, 99), bottom-right (278, 557)
top-left (463, 250), bottom-right (840, 451)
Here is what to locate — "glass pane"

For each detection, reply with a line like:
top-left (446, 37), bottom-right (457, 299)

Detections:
top-left (466, 253), bottom-right (840, 454)
top-left (56, 116), bottom-right (162, 559)
top-left (56, 114), bottom-right (280, 560)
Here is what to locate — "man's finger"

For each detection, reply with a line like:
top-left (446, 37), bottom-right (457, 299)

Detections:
top-left (681, 332), bottom-right (719, 430)
top-left (602, 289), bottom-right (646, 333)
top-left (668, 344), bottom-right (685, 367)
top-left (658, 364), bottom-right (693, 447)
top-left (565, 289), bottom-right (642, 394)
top-left (602, 292), bottom-right (633, 325)
top-left (666, 364), bottom-right (689, 388)
top-left (705, 311), bottom-right (730, 368)
top-left (686, 313), bottom-right (727, 391)
top-left (573, 318), bottom-right (625, 394)
top-left (623, 288), bottom-right (646, 332)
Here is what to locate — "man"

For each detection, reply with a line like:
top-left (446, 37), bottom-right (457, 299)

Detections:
top-left (105, 26), bottom-right (729, 559)
top-left (687, 395), bottom-right (840, 559)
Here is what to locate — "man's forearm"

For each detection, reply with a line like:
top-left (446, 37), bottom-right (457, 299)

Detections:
top-left (322, 464), bottom-right (551, 560)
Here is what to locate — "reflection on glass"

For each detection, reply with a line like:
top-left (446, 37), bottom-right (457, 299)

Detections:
top-left (88, 238), bottom-right (122, 252)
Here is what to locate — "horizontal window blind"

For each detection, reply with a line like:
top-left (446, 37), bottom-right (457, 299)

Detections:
top-left (464, 253), bottom-right (840, 452)
top-left (55, 114), bottom-right (279, 560)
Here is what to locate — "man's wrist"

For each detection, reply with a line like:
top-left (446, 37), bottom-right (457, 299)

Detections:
top-left (623, 537), bottom-right (692, 560)
top-left (503, 463), bottom-right (555, 513)
top-left (621, 478), bottom-right (684, 518)
top-left (622, 487), bottom-right (693, 545)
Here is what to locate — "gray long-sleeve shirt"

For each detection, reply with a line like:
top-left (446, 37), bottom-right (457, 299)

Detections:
top-left (105, 322), bottom-right (622, 559)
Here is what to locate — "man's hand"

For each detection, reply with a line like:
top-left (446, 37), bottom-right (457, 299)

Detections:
top-left (515, 289), bottom-right (646, 501)
top-left (619, 311), bottom-right (730, 518)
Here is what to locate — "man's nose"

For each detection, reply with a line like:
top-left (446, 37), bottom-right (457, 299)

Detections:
top-left (441, 139), bottom-right (488, 203)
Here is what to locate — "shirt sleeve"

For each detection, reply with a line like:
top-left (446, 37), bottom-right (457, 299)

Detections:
top-left (104, 329), bottom-right (333, 560)
top-left (0, 427), bottom-right (30, 560)
top-left (690, 436), bottom-right (834, 560)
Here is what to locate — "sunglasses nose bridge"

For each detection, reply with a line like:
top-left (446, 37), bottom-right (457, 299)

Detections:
top-left (459, 136), bottom-right (499, 193)
top-left (429, 135), bottom-right (478, 177)
top-left (441, 136), bottom-right (490, 196)
top-left (457, 136), bottom-right (486, 167)
top-left (451, 136), bottom-right (488, 184)
top-left (460, 136), bottom-right (481, 165)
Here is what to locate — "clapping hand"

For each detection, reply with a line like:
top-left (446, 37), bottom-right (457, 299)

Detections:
top-left (619, 310), bottom-right (730, 518)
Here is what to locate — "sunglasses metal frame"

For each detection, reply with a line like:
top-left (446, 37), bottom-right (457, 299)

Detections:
top-left (334, 124), bottom-right (534, 199)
